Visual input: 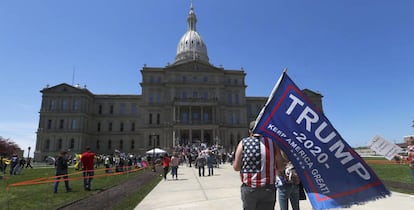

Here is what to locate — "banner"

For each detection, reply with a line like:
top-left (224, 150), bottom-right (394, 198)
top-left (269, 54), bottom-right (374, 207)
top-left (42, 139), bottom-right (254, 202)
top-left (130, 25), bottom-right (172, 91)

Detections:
top-left (253, 71), bottom-right (390, 210)
top-left (368, 135), bottom-right (402, 160)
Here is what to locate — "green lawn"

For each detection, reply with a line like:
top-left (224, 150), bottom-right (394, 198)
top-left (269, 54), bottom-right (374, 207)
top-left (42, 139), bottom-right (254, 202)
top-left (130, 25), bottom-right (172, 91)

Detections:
top-left (0, 166), bottom-right (160, 210)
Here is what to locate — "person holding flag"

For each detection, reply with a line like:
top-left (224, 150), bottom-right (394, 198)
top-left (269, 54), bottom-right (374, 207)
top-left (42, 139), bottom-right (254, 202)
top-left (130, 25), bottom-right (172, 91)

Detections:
top-left (252, 70), bottom-right (390, 210)
top-left (233, 120), bottom-right (285, 210)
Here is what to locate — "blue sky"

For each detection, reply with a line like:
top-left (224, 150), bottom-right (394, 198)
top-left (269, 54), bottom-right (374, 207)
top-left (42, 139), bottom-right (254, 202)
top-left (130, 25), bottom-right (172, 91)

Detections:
top-left (1, 0), bottom-right (413, 157)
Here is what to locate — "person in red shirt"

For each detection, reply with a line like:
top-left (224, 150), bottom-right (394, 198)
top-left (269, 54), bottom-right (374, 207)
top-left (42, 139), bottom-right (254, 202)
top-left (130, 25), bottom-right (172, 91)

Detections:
top-left (162, 154), bottom-right (171, 180)
top-left (80, 147), bottom-right (95, 191)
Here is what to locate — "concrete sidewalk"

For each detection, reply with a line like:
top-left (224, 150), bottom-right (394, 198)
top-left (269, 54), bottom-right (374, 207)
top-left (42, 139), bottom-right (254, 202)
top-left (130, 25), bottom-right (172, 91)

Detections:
top-left (135, 164), bottom-right (414, 210)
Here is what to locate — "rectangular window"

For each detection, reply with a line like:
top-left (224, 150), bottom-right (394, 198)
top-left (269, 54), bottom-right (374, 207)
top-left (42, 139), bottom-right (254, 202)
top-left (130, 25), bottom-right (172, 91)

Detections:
top-left (71, 119), bottom-right (77, 129)
top-left (227, 93), bottom-right (232, 104)
top-left (149, 113), bottom-right (153, 124)
top-left (47, 120), bottom-right (52, 129)
top-left (120, 122), bottom-right (124, 132)
top-left (97, 122), bottom-right (101, 132)
top-left (70, 139), bottom-right (74, 149)
top-left (156, 93), bottom-right (161, 104)
top-left (192, 112), bottom-right (199, 121)
top-left (131, 104), bottom-right (137, 114)
top-left (98, 105), bottom-right (102, 114)
top-left (50, 100), bottom-right (56, 111)
top-left (156, 114), bottom-right (160, 125)
top-left (227, 113), bottom-right (233, 124)
top-left (131, 122), bottom-right (135, 131)
top-left (181, 112), bottom-right (188, 123)
top-left (120, 103), bottom-right (126, 114)
top-left (110, 105), bottom-right (114, 114)
top-left (73, 99), bottom-right (79, 111)
top-left (131, 140), bottom-right (135, 149)
top-left (46, 139), bottom-right (50, 150)
top-left (108, 122), bottom-right (113, 131)
top-left (59, 119), bottom-right (64, 129)
top-left (203, 112), bottom-right (209, 122)
top-left (62, 99), bottom-right (68, 111)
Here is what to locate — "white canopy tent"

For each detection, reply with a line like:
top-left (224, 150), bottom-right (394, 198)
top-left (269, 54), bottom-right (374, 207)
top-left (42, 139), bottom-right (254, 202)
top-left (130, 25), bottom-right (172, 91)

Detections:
top-left (145, 148), bottom-right (167, 155)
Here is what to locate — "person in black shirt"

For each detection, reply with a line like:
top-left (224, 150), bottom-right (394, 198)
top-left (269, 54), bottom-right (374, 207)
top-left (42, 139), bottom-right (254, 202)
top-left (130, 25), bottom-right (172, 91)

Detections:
top-left (53, 151), bottom-right (72, 193)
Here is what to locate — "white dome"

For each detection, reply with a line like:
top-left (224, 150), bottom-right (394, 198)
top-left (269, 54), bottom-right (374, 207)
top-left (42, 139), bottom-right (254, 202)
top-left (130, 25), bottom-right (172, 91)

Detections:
top-left (174, 5), bottom-right (209, 64)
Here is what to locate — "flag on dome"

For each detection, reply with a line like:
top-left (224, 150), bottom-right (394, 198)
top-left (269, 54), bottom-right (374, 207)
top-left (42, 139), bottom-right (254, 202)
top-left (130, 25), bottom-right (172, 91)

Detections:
top-left (252, 70), bottom-right (390, 210)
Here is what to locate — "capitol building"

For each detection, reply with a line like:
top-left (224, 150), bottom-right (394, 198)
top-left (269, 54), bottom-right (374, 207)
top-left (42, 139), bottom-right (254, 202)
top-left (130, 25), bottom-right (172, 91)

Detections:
top-left (34, 4), bottom-right (322, 160)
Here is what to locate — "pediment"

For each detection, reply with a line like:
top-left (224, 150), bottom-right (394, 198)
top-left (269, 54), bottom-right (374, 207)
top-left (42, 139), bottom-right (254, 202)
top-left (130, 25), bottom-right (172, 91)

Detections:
top-left (41, 83), bottom-right (92, 95)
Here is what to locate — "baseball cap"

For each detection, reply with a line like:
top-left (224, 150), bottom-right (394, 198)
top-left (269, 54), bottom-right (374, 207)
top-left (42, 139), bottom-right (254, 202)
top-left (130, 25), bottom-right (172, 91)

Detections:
top-left (249, 120), bottom-right (256, 131)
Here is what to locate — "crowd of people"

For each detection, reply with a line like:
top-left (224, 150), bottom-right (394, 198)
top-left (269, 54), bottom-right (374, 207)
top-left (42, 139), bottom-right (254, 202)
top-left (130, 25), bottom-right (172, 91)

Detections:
top-left (157, 143), bottom-right (235, 181)
top-left (0, 154), bottom-right (33, 176)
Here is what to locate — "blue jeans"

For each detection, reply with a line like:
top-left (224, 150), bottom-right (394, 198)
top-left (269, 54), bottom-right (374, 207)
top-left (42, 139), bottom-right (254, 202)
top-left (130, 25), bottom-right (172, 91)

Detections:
top-left (171, 166), bottom-right (178, 178)
top-left (241, 184), bottom-right (276, 210)
top-left (277, 184), bottom-right (300, 210)
top-left (54, 169), bottom-right (70, 193)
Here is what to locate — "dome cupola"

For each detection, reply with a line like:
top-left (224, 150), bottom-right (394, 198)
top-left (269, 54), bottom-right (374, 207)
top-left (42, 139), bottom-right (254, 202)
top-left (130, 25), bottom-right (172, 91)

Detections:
top-left (174, 4), bottom-right (209, 65)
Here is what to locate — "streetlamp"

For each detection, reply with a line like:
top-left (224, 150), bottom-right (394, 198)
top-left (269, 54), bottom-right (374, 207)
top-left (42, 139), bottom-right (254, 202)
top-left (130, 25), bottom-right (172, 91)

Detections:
top-left (151, 133), bottom-right (156, 172)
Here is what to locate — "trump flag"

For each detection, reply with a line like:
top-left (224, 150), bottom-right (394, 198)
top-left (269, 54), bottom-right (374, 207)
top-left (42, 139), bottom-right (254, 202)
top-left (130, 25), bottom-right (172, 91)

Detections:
top-left (252, 71), bottom-right (390, 209)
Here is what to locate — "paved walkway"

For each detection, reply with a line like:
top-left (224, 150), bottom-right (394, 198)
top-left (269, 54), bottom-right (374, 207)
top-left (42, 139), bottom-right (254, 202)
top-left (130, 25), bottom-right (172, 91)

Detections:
top-left (135, 164), bottom-right (414, 210)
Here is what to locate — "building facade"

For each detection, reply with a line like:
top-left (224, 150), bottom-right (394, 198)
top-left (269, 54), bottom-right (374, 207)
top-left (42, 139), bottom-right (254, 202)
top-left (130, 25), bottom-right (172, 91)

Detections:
top-left (34, 5), bottom-right (322, 161)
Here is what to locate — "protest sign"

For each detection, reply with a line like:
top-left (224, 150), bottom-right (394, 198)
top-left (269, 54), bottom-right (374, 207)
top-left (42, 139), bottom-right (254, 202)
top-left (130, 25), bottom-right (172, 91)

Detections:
top-left (368, 135), bottom-right (402, 160)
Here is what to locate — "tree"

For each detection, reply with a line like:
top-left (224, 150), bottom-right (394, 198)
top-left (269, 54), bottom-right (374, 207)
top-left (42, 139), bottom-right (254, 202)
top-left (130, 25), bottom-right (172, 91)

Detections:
top-left (0, 136), bottom-right (20, 157)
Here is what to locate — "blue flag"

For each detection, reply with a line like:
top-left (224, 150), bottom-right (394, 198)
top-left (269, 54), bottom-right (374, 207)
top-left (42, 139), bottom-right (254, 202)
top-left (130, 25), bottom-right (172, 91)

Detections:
top-left (253, 72), bottom-right (390, 210)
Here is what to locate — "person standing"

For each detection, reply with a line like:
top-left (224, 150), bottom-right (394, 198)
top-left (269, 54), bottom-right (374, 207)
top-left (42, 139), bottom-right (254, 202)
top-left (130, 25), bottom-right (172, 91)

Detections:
top-left (233, 121), bottom-right (284, 210)
top-left (170, 153), bottom-right (180, 180)
top-left (9, 154), bottom-right (19, 175)
top-left (206, 151), bottom-right (214, 176)
top-left (80, 147), bottom-right (95, 191)
top-left (162, 154), bottom-right (171, 180)
top-left (25, 157), bottom-right (33, 168)
top-left (406, 136), bottom-right (414, 182)
top-left (53, 151), bottom-right (72, 193)
top-left (196, 152), bottom-right (206, 177)
top-left (276, 152), bottom-right (300, 210)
